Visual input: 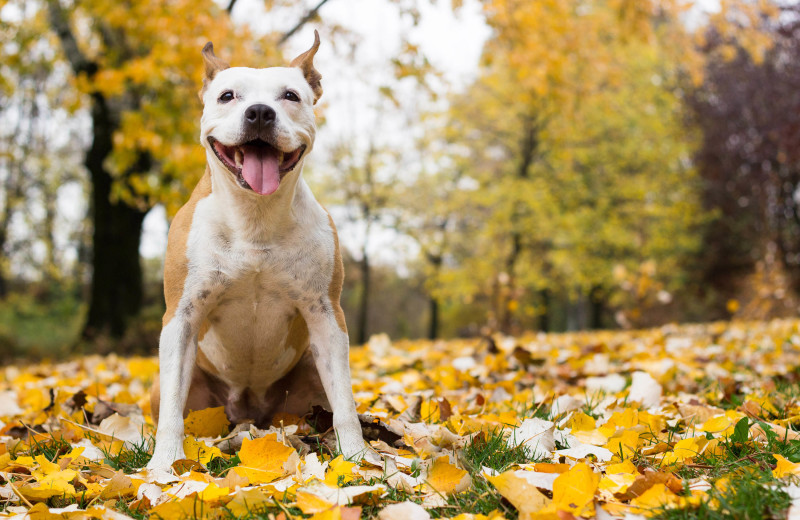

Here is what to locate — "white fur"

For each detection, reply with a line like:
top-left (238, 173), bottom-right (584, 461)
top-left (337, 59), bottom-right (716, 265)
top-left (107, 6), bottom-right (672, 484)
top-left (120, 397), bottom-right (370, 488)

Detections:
top-left (147, 61), bottom-right (367, 470)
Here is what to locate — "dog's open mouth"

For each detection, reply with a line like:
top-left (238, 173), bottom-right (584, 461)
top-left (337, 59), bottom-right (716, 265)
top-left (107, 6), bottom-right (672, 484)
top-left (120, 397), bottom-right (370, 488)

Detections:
top-left (208, 137), bottom-right (306, 195)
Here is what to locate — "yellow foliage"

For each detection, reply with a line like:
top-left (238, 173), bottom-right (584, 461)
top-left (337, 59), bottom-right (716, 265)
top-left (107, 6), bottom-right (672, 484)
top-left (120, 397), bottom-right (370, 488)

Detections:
top-left (233, 434), bottom-right (299, 484)
top-left (184, 407), bottom-right (230, 438)
top-left (424, 456), bottom-right (471, 494)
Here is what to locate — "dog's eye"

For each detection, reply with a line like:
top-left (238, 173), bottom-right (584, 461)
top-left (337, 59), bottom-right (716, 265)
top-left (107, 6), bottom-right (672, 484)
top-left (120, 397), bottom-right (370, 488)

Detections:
top-left (283, 91), bottom-right (300, 102)
top-left (218, 91), bottom-right (235, 103)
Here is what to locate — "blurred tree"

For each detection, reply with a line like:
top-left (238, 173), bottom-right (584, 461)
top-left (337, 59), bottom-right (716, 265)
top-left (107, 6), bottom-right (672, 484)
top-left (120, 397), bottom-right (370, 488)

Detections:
top-left (326, 138), bottom-right (396, 345)
top-left (688, 3), bottom-right (800, 317)
top-left (394, 160), bottom-right (472, 339)
top-left (0, 8), bottom-right (84, 297)
top-left (434, 0), bottom-right (705, 332)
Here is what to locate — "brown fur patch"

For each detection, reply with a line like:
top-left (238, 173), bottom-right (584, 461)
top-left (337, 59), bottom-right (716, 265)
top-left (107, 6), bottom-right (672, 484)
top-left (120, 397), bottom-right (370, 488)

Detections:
top-left (289, 30), bottom-right (322, 103)
top-left (162, 169), bottom-right (212, 326)
top-left (326, 214), bottom-right (348, 333)
top-left (199, 42), bottom-right (230, 99)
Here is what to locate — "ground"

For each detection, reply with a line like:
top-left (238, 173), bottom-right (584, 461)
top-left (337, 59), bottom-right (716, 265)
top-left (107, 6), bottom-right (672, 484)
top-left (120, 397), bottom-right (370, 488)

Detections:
top-left (1, 319), bottom-right (800, 519)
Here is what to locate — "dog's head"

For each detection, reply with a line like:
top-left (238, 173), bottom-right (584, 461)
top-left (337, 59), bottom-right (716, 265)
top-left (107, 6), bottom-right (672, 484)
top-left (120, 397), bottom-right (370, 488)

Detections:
top-left (199, 32), bottom-right (322, 196)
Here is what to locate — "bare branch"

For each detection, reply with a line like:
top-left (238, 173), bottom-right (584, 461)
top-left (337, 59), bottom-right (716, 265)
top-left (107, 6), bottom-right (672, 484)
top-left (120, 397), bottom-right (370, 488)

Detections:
top-left (226, 0), bottom-right (238, 15)
top-left (278, 0), bottom-right (331, 46)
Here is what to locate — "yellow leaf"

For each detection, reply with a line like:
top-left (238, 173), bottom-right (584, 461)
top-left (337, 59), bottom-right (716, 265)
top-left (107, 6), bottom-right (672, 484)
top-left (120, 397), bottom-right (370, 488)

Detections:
top-left (32, 454), bottom-right (61, 477)
top-left (197, 482), bottom-right (230, 503)
top-left (149, 498), bottom-right (202, 520)
top-left (568, 411), bottom-right (596, 431)
top-left (608, 408), bottom-right (639, 429)
top-left (183, 436), bottom-right (224, 466)
top-left (551, 462), bottom-right (599, 515)
top-left (605, 430), bottom-right (640, 460)
top-left (19, 469), bottom-right (78, 501)
top-left (424, 456), bottom-right (471, 494)
top-left (233, 434), bottom-right (298, 484)
top-left (630, 483), bottom-right (678, 515)
top-left (662, 437), bottom-right (705, 466)
top-left (487, 471), bottom-right (551, 519)
top-left (184, 407), bottom-right (230, 437)
top-left (297, 480), bottom-right (384, 514)
top-left (606, 460), bottom-right (637, 474)
top-left (21, 502), bottom-right (60, 520)
top-left (308, 506), bottom-right (362, 520)
top-left (325, 455), bottom-right (357, 486)
top-left (226, 488), bottom-right (273, 516)
top-left (773, 454), bottom-right (800, 478)
top-left (99, 471), bottom-right (137, 500)
top-left (599, 471), bottom-right (638, 494)
top-left (701, 411), bottom-right (743, 435)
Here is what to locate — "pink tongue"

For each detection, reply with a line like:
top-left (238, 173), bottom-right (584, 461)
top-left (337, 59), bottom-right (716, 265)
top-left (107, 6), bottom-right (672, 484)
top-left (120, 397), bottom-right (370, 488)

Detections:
top-left (241, 144), bottom-right (281, 195)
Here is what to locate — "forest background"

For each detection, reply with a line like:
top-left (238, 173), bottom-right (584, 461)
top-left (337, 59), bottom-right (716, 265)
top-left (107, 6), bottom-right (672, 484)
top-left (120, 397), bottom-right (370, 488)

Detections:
top-left (1, 0), bottom-right (799, 359)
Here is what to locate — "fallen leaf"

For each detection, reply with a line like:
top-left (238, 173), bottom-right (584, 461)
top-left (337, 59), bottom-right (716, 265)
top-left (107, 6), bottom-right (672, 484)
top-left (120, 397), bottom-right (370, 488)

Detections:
top-left (487, 470), bottom-right (552, 518)
top-left (424, 456), bottom-right (471, 494)
top-left (296, 480), bottom-right (385, 514)
top-left (551, 462), bottom-right (600, 515)
top-left (233, 434), bottom-right (299, 484)
top-left (184, 407), bottom-right (230, 438)
top-left (378, 501), bottom-right (431, 520)
top-left (507, 418), bottom-right (556, 459)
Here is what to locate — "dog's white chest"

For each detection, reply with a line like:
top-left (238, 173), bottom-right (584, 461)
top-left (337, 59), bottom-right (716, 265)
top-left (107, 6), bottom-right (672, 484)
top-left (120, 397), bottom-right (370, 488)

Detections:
top-left (198, 251), bottom-right (306, 389)
top-left (183, 193), bottom-right (330, 394)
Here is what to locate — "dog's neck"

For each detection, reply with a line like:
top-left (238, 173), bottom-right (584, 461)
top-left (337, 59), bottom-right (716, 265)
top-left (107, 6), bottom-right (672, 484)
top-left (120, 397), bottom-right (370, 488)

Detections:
top-left (207, 156), bottom-right (312, 244)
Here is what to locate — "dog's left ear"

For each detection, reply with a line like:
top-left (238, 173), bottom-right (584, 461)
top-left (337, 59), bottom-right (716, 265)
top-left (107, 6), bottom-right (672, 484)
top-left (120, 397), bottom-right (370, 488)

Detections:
top-left (290, 30), bottom-right (322, 104)
top-left (200, 42), bottom-right (230, 99)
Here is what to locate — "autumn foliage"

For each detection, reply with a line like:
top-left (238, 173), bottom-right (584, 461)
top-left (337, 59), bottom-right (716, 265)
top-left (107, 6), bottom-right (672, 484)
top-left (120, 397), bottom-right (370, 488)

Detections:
top-left (2, 320), bottom-right (800, 518)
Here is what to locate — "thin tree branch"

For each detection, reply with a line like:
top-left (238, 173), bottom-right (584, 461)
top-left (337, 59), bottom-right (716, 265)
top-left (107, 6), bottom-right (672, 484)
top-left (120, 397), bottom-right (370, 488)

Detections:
top-left (45, 0), bottom-right (97, 77)
top-left (278, 0), bottom-right (331, 45)
top-left (226, 0), bottom-right (239, 15)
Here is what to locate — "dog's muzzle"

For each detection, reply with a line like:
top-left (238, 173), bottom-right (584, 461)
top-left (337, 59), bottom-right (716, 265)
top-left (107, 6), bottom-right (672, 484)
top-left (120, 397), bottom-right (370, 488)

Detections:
top-left (208, 137), bottom-right (306, 196)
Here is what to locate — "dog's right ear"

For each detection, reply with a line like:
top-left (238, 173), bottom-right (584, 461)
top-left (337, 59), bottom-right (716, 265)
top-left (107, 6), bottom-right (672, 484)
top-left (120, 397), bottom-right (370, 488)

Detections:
top-left (199, 42), bottom-right (230, 100)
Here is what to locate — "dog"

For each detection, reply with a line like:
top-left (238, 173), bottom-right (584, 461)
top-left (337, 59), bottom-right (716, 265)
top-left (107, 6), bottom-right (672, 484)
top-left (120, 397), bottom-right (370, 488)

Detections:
top-left (147, 32), bottom-right (368, 470)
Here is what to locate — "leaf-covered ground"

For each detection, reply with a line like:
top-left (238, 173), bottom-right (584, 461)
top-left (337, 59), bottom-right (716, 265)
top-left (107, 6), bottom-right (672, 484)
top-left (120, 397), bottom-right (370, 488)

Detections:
top-left (2, 319), bottom-right (800, 520)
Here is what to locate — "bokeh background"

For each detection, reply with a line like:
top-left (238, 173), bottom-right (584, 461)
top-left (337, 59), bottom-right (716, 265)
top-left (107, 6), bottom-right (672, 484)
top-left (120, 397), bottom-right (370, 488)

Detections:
top-left (1, 0), bottom-right (798, 358)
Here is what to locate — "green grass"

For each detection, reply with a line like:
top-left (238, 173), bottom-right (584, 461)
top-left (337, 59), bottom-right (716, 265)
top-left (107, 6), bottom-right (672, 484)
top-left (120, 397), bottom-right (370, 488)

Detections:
top-left (462, 428), bottom-right (542, 472)
top-left (207, 454), bottom-right (241, 477)
top-left (114, 499), bottom-right (148, 520)
top-left (17, 432), bottom-right (73, 461)
top-left (101, 436), bottom-right (154, 473)
top-left (653, 470), bottom-right (792, 520)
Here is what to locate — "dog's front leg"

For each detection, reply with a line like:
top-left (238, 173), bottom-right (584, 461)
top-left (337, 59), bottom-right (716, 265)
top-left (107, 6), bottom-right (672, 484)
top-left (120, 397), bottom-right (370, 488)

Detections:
top-left (147, 309), bottom-right (202, 470)
top-left (302, 309), bottom-right (367, 460)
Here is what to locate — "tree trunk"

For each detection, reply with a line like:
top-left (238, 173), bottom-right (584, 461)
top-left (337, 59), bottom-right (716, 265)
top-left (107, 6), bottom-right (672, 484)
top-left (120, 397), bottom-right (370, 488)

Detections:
top-left (499, 231), bottom-right (522, 334)
top-left (538, 288), bottom-right (550, 332)
top-left (589, 286), bottom-right (605, 329)
top-left (81, 93), bottom-right (146, 340)
top-left (356, 250), bottom-right (370, 345)
top-left (428, 296), bottom-right (439, 340)
top-left (0, 228), bottom-right (8, 299)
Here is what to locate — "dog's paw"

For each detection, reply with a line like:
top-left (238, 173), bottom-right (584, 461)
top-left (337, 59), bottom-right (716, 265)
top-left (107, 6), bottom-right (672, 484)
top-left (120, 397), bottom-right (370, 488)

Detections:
top-left (337, 435), bottom-right (382, 465)
top-left (146, 443), bottom-right (185, 471)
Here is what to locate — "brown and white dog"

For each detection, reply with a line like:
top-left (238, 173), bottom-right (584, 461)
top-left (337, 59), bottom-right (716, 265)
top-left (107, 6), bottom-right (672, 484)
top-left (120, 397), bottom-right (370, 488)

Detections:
top-left (147, 32), bottom-right (367, 470)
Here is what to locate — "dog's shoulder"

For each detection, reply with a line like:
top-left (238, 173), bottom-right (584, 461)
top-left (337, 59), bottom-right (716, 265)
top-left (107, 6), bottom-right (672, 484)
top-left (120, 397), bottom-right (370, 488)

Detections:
top-left (163, 169), bottom-right (212, 325)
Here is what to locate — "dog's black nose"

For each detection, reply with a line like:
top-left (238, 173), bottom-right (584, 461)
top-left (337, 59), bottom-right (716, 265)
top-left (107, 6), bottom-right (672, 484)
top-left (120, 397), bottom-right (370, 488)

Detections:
top-left (244, 104), bottom-right (276, 126)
